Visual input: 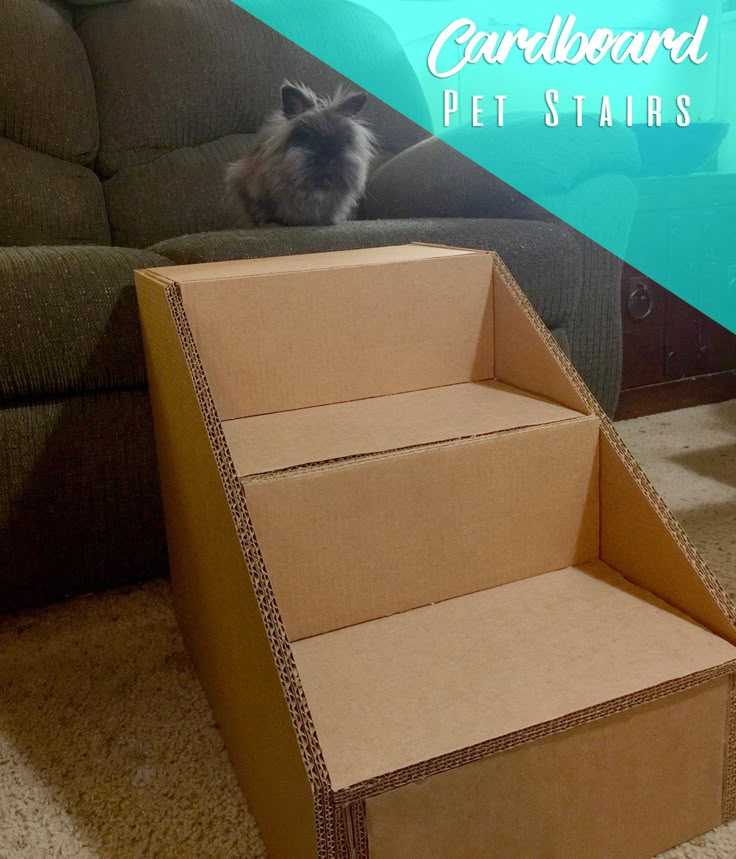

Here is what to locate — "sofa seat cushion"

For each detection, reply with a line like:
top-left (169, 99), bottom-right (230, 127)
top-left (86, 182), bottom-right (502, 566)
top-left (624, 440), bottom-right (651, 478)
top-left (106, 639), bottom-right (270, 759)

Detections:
top-left (149, 218), bottom-right (582, 331)
top-left (0, 246), bottom-right (170, 403)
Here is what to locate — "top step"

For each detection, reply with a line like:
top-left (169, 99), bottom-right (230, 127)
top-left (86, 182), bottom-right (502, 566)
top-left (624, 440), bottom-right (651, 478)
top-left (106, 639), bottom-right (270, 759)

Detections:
top-left (154, 245), bottom-right (590, 420)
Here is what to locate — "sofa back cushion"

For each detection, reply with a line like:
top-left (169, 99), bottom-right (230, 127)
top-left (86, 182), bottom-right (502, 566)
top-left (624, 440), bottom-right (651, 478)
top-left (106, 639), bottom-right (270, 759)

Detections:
top-left (75, 0), bottom-right (429, 247)
top-left (0, 0), bottom-right (109, 245)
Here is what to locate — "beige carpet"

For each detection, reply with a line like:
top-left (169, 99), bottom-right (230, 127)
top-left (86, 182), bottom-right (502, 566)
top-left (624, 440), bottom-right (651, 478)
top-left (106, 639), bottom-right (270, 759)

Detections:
top-left (1, 400), bottom-right (735, 859)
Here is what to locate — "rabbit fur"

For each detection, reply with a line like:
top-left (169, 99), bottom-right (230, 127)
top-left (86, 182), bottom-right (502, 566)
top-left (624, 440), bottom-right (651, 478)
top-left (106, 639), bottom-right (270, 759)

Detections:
top-left (226, 81), bottom-right (376, 227)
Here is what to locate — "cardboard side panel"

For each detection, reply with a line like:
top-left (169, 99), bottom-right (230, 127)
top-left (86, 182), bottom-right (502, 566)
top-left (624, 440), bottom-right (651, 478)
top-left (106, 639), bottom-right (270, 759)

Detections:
top-left (493, 262), bottom-right (592, 413)
top-left (365, 677), bottom-right (731, 859)
top-left (600, 429), bottom-right (736, 644)
top-left (135, 274), bottom-right (318, 859)
top-left (179, 254), bottom-right (495, 420)
top-left (245, 418), bottom-right (600, 641)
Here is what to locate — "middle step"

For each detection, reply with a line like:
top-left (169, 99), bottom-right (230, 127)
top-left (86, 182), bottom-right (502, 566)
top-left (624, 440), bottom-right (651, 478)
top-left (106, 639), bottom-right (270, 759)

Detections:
top-left (225, 381), bottom-right (600, 641)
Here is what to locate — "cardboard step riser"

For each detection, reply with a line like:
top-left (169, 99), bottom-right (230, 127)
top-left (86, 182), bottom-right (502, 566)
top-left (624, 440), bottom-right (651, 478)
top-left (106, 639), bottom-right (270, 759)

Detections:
top-left (180, 252), bottom-right (497, 421)
top-left (362, 676), bottom-right (732, 859)
top-left (244, 417), bottom-right (600, 641)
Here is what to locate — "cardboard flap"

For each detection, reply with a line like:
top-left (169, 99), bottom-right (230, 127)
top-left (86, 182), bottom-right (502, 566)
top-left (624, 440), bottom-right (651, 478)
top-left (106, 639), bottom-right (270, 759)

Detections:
top-left (493, 264), bottom-right (591, 413)
top-left (225, 381), bottom-right (584, 477)
top-left (365, 678), bottom-right (729, 859)
top-left (150, 243), bottom-right (476, 283)
top-left (600, 430), bottom-right (736, 644)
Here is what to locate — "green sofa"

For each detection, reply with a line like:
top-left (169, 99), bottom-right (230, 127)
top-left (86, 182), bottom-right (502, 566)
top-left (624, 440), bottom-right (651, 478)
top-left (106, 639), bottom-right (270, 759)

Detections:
top-left (0, 0), bottom-right (638, 611)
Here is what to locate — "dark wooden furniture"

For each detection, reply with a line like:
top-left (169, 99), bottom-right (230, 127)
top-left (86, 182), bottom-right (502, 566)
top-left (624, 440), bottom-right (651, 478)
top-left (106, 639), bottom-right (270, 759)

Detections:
top-left (615, 174), bottom-right (736, 419)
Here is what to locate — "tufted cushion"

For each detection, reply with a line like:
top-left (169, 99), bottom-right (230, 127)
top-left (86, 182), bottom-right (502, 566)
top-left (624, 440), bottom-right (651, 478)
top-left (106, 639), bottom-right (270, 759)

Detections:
top-left (0, 138), bottom-right (110, 246)
top-left (149, 218), bottom-right (582, 331)
top-left (0, 0), bottom-right (107, 245)
top-left (77, 0), bottom-right (427, 174)
top-left (104, 135), bottom-right (249, 247)
top-left (362, 140), bottom-right (528, 222)
top-left (0, 0), bottom-right (98, 164)
top-left (0, 245), bottom-right (170, 402)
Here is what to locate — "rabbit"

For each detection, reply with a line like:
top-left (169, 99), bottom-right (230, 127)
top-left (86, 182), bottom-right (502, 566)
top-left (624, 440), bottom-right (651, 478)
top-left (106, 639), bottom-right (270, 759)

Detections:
top-left (226, 81), bottom-right (376, 227)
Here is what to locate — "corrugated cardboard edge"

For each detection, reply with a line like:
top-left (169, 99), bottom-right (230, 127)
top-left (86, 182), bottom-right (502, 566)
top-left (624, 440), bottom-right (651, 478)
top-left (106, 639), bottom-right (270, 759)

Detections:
top-left (336, 801), bottom-right (369, 859)
top-left (159, 283), bottom-right (358, 858)
top-left (239, 416), bottom-right (592, 484)
top-left (331, 663), bottom-right (736, 807)
top-left (724, 674), bottom-right (736, 821)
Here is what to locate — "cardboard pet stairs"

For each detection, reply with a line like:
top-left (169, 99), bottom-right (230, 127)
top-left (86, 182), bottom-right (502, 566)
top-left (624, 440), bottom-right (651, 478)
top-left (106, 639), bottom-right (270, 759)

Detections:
top-left (136, 245), bottom-right (736, 859)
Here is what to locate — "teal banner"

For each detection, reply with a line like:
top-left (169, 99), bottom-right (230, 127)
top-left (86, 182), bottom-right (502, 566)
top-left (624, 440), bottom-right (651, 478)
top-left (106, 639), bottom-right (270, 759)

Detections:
top-left (230, 0), bottom-right (736, 333)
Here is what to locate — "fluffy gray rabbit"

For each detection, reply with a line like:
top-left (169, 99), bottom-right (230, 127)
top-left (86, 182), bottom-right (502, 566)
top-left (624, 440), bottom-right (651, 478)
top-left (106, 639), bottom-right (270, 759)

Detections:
top-left (226, 82), bottom-right (376, 227)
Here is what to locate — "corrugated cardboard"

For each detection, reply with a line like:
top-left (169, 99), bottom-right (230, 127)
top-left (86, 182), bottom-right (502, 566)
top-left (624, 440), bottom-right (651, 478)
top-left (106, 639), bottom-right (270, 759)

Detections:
top-left (223, 380), bottom-right (580, 476)
top-left (365, 678), bottom-right (730, 859)
top-left (600, 431), bottom-right (736, 644)
top-left (245, 419), bottom-right (600, 640)
top-left (136, 244), bottom-right (736, 859)
top-left (292, 562), bottom-right (736, 789)
top-left (136, 275), bottom-right (319, 858)
top-left (178, 249), bottom-right (495, 420)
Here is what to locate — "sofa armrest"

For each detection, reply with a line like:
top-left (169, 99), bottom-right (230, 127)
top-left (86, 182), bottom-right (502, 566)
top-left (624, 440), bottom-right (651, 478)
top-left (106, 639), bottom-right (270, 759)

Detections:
top-left (361, 118), bottom-right (640, 221)
top-left (538, 173), bottom-right (639, 416)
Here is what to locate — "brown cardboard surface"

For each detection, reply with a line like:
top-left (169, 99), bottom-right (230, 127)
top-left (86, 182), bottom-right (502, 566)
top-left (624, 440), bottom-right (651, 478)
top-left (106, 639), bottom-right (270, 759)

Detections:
top-left (150, 243), bottom-right (476, 284)
top-left (493, 264), bottom-right (591, 413)
top-left (291, 563), bottom-right (736, 790)
top-left (224, 380), bottom-right (583, 476)
top-left (245, 417), bottom-right (600, 641)
top-left (600, 430), bottom-right (736, 644)
top-left (135, 272), bottom-right (318, 859)
top-left (365, 677), bottom-right (730, 859)
top-left (136, 245), bottom-right (736, 859)
top-left (178, 253), bottom-right (496, 420)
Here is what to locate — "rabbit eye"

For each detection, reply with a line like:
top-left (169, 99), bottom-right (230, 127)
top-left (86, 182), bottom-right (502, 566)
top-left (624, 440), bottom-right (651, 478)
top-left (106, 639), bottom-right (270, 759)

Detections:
top-left (289, 127), bottom-right (316, 150)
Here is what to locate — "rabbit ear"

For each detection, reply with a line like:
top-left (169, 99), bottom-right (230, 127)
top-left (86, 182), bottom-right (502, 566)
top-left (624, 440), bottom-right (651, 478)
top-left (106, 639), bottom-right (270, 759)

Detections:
top-left (334, 91), bottom-right (367, 117)
top-left (281, 83), bottom-right (316, 118)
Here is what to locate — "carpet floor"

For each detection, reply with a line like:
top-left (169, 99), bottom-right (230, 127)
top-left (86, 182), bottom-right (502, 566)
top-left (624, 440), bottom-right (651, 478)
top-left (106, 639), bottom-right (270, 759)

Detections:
top-left (1, 400), bottom-right (735, 858)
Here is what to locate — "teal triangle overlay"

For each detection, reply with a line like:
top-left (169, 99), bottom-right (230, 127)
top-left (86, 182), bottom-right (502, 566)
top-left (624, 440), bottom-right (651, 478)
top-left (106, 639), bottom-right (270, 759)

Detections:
top-left (230, 0), bottom-right (736, 334)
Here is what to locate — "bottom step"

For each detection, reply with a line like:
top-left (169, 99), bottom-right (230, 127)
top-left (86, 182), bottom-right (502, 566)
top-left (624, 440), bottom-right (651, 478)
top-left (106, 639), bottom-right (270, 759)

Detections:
top-left (293, 562), bottom-right (736, 790)
top-left (294, 563), bottom-right (736, 857)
